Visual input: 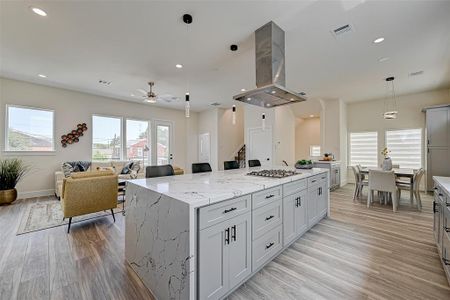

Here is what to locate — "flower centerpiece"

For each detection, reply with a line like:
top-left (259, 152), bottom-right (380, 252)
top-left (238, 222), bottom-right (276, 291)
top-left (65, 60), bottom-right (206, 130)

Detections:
top-left (381, 147), bottom-right (392, 171)
top-left (0, 158), bottom-right (29, 205)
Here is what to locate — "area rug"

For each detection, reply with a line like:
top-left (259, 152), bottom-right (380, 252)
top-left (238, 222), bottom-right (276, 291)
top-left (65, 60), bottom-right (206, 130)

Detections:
top-left (16, 199), bottom-right (122, 235)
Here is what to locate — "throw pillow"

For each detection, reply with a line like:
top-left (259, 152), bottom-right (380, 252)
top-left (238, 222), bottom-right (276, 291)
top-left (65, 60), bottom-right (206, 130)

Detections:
top-left (121, 161), bottom-right (134, 175)
top-left (62, 162), bottom-right (75, 177)
top-left (76, 161), bottom-right (92, 172)
top-left (96, 166), bottom-right (115, 172)
top-left (130, 161), bottom-right (141, 179)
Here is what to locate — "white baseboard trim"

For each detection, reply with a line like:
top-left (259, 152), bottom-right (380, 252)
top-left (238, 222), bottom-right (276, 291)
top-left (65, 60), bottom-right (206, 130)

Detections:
top-left (18, 189), bottom-right (54, 199)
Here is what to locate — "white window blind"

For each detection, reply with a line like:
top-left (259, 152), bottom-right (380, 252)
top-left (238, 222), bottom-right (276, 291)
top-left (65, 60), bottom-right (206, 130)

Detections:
top-left (310, 145), bottom-right (321, 157)
top-left (386, 129), bottom-right (422, 169)
top-left (349, 132), bottom-right (378, 167)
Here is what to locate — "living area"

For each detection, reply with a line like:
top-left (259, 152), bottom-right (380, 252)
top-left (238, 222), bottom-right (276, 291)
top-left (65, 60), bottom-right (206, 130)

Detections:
top-left (1, 1), bottom-right (450, 300)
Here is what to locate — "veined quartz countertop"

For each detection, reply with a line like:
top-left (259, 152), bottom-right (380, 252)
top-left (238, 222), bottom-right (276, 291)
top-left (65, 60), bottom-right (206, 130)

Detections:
top-left (313, 160), bottom-right (341, 164)
top-left (127, 166), bottom-right (328, 208)
top-left (434, 176), bottom-right (450, 194)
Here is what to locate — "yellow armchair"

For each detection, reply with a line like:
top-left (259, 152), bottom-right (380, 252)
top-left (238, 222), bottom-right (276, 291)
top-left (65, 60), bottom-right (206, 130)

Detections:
top-left (61, 170), bottom-right (118, 233)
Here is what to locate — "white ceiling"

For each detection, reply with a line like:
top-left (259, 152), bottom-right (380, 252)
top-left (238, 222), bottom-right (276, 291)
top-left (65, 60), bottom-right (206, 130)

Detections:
top-left (1, 0), bottom-right (449, 114)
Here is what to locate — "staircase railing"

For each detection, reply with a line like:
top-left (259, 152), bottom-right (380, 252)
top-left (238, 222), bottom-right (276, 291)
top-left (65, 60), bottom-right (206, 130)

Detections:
top-left (235, 144), bottom-right (246, 168)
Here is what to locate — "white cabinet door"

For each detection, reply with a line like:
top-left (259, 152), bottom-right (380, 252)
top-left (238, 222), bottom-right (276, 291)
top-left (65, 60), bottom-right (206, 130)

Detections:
top-left (228, 212), bottom-right (252, 290)
top-left (427, 108), bottom-right (449, 147)
top-left (199, 222), bottom-right (229, 300)
top-left (317, 183), bottom-right (328, 217)
top-left (283, 194), bottom-right (297, 246)
top-left (307, 186), bottom-right (318, 226)
top-left (295, 190), bottom-right (308, 236)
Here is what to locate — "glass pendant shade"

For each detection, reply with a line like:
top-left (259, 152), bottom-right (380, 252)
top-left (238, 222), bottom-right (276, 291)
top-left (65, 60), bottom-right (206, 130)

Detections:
top-left (262, 113), bottom-right (266, 130)
top-left (232, 105), bottom-right (236, 125)
top-left (185, 93), bottom-right (190, 118)
top-left (383, 76), bottom-right (398, 120)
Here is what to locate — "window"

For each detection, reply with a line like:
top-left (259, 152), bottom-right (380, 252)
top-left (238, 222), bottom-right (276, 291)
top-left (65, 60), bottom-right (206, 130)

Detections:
top-left (126, 119), bottom-right (150, 165)
top-left (386, 129), bottom-right (422, 169)
top-left (349, 132), bottom-right (378, 167)
top-left (309, 145), bottom-right (321, 157)
top-left (6, 105), bottom-right (54, 151)
top-left (92, 115), bottom-right (122, 161)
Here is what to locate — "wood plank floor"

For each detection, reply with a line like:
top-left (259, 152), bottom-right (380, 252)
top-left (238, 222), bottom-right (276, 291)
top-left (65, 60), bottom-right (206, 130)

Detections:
top-left (0, 185), bottom-right (449, 300)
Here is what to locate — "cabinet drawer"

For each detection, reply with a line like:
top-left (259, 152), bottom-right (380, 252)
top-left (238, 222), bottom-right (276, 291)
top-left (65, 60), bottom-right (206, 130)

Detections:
top-left (444, 206), bottom-right (450, 240)
top-left (308, 173), bottom-right (327, 187)
top-left (283, 179), bottom-right (307, 197)
top-left (252, 199), bottom-right (282, 240)
top-left (252, 186), bottom-right (282, 209)
top-left (199, 195), bottom-right (251, 230)
top-left (252, 225), bottom-right (283, 272)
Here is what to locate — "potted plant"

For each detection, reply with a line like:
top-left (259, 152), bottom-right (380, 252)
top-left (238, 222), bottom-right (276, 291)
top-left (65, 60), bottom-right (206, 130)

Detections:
top-left (0, 158), bottom-right (29, 205)
top-left (381, 147), bottom-right (392, 171)
top-left (295, 159), bottom-right (313, 169)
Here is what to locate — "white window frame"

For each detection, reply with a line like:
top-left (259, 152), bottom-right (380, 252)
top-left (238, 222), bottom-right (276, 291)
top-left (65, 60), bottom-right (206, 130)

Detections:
top-left (309, 145), bottom-right (321, 157)
top-left (92, 114), bottom-right (123, 161)
top-left (385, 128), bottom-right (422, 169)
top-left (4, 104), bottom-right (55, 153)
top-left (348, 131), bottom-right (378, 167)
top-left (125, 118), bottom-right (151, 166)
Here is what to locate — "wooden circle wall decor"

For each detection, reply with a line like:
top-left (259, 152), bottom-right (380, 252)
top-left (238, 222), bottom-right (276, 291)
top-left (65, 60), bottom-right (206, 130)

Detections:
top-left (61, 123), bottom-right (87, 147)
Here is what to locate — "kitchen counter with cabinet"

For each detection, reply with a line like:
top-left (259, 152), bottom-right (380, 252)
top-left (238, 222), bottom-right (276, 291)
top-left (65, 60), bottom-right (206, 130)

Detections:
top-left (124, 167), bottom-right (329, 300)
top-left (433, 176), bottom-right (450, 286)
top-left (313, 160), bottom-right (341, 190)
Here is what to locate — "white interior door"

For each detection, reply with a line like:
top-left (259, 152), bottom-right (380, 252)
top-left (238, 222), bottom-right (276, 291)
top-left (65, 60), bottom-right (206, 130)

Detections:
top-left (248, 127), bottom-right (272, 167)
top-left (154, 120), bottom-right (173, 165)
top-left (199, 133), bottom-right (211, 163)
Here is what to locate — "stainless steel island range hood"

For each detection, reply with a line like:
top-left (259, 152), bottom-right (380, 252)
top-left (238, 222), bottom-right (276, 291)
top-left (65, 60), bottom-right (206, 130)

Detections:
top-left (233, 21), bottom-right (306, 107)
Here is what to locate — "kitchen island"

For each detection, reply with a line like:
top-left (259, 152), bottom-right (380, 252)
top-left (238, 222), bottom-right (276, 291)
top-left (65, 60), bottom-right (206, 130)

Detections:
top-left (125, 167), bottom-right (329, 300)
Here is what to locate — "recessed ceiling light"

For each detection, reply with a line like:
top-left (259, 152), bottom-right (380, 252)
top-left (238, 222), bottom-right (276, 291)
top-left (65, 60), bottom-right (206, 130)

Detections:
top-left (30, 7), bottom-right (47, 17)
top-left (246, 97), bottom-right (251, 101)
top-left (143, 99), bottom-right (152, 103)
top-left (290, 98), bottom-right (294, 101)
top-left (373, 37), bottom-right (385, 44)
top-left (310, 114), bottom-right (314, 118)
top-left (378, 57), bottom-right (390, 62)
top-left (131, 93), bottom-right (135, 97)
top-left (38, 74), bottom-right (47, 78)
top-left (176, 64), bottom-right (183, 69)
top-left (241, 88), bottom-right (246, 92)
top-left (271, 90), bottom-right (276, 94)
top-left (266, 103), bottom-right (271, 107)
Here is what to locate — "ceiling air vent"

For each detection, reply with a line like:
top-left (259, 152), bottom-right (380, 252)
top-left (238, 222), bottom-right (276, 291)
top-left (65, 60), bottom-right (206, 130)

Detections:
top-left (210, 102), bottom-right (221, 106)
top-left (409, 70), bottom-right (424, 77)
top-left (331, 24), bottom-right (354, 38)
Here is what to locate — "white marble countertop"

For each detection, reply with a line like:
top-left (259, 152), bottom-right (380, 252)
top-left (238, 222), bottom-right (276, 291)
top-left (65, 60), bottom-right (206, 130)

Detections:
top-left (434, 176), bottom-right (450, 194)
top-left (127, 166), bottom-right (328, 208)
top-left (313, 160), bottom-right (341, 164)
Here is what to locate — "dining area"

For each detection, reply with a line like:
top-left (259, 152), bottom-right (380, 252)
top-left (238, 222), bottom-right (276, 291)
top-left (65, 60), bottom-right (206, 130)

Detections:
top-left (351, 164), bottom-right (425, 212)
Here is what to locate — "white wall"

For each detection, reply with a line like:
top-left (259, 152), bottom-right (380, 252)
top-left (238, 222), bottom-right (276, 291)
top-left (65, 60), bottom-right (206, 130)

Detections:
top-left (295, 117), bottom-right (320, 160)
top-left (346, 88), bottom-right (450, 183)
top-left (273, 105), bottom-right (296, 165)
top-left (0, 77), bottom-right (199, 198)
top-left (197, 108), bottom-right (219, 171)
top-left (218, 106), bottom-right (244, 170)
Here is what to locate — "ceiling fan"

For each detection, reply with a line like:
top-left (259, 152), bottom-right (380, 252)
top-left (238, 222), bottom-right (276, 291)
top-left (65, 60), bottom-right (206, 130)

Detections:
top-left (137, 82), bottom-right (180, 104)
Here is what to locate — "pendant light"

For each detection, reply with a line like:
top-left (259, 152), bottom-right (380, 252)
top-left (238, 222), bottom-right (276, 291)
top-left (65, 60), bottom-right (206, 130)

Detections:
top-left (262, 113), bottom-right (266, 130)
top-left (185, 92), bottom-right (190, 118)
top-left (183, 14), bottom-right (193, 118)
top-left (232, 105), bottom-right (236, 125)
top-left (383, 76), bottom-right (398, 120)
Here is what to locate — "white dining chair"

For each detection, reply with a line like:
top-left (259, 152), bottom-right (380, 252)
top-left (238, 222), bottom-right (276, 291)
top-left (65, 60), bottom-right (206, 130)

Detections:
top-left (368, 170), bottom-right (398, 212)
top-left (397, 168), bottom-right (424, 211)
top-left (353, 165), bottom-right (368, 200)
